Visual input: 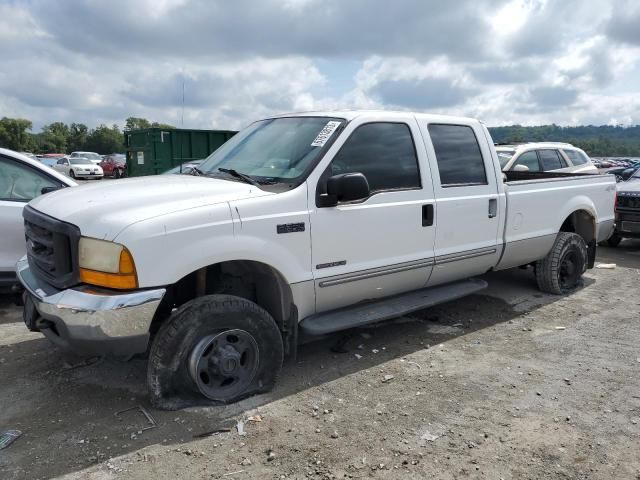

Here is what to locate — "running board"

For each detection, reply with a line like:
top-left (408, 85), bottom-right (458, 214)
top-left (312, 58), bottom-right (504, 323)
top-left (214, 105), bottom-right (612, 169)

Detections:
top-left (300, 278), bottom-right (488, 336)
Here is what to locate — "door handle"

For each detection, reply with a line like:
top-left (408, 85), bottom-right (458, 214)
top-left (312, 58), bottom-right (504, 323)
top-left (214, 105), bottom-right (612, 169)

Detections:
top-left (488, 198), bottom-right (497, 218)
top-left (422, 204), bottom-right (434, 226)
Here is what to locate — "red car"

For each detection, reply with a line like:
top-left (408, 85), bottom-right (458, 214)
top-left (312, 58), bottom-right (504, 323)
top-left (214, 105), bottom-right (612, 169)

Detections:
top-left (99, 154), bottom-right (127, 178)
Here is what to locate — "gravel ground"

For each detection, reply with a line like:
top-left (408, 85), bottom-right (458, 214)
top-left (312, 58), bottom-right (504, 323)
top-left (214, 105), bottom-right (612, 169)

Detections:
top-left (1, 242), bottom-right (639, 480)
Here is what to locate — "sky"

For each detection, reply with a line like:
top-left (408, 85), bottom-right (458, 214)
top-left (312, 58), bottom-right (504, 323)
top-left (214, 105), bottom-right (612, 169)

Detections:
top-left (1, 0), bottom-right (640, 131)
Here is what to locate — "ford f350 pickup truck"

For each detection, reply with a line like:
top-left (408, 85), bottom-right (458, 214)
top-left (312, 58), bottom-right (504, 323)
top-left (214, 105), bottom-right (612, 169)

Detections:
top-left (17, 111), bottom-right (616, 408)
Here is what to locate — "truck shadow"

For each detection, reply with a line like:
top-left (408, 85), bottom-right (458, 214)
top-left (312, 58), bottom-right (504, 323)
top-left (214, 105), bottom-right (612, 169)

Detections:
top-left (0, 265), bottom-right (612, 479)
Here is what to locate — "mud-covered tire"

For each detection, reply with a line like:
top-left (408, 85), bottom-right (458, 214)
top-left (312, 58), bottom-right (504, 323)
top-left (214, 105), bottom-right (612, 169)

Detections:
top-left (535, 232), bottom-right (588, 295)
top-left (607, 233), bottom-right (622, 248)
top-left (147, 294), bottom-right (283, 410)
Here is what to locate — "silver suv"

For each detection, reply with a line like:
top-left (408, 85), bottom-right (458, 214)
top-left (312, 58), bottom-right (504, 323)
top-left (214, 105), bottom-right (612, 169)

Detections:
top-left (496, 142), bottom-right (598, 174)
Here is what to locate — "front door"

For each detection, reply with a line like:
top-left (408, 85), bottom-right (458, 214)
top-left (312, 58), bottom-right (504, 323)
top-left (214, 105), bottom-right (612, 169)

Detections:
top-left (418, 122), bottom-right (502, 286)
top-left (309, 117), bottom-right (436, 313)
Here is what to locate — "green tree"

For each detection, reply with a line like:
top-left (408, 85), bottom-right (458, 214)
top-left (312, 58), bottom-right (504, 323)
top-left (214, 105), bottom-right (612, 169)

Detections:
top-left (84, 124), bottom-right (124, 154)
top-left (125, 117), bottom-right (151, 131)
top-left (40, 122), bottom-right (70, 153)
top-left (68, 123), bottom-right (89, 151)
top-left (125, 116), bottom-right (174, 131)
top-left (0, 117), bottom-right (35, 151)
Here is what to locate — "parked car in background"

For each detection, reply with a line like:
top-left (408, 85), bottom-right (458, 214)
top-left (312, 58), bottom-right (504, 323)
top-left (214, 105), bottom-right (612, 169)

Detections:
top-left (54, 157), bottom-right (103, 179)
top-left (100, 154), bottom-right (127, 178)
top-left (496, 143), bottom-right (598, 174)
top-left (607, 161), bottom-right (640, 182)
top-left (38, 153), bottom-right (66, 168)
top-left (163, 159), bottom-right (204, 175)
top-left (607, 168), bottom-right (640, 247)
top-left (0, 148), bottom-right (76, 290)
top-left (70, 151), bottom-right (102, 165)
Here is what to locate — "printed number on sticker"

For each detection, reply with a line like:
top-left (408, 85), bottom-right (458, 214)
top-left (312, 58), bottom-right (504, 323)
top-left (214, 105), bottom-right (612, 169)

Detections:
top-left (311, 121), bottom-right (341, 147)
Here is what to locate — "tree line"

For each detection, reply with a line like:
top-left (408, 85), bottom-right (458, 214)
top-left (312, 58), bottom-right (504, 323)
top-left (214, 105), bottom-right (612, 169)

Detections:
top-left (0, 117), bottom-right (175, 155)
top-left (1, 116), bottom-right (639, 157)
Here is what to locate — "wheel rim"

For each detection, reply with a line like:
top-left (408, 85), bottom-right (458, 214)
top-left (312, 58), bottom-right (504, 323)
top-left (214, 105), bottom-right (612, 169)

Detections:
top-left (188, 329), bottom-right (259, 401)
top-left (558, 250), bottom-right (580, 290)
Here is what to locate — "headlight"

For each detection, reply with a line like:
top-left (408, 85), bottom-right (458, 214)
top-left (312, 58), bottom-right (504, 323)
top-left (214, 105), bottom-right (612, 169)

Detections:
top-left (78, 237), bottom-right (138, 289)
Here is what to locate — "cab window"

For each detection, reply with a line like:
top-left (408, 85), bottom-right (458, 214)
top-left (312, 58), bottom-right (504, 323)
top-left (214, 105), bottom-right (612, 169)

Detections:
top-left (329, 122), bottom-right (421, 193)
top-left (513, 151), bottom-right (541, 172)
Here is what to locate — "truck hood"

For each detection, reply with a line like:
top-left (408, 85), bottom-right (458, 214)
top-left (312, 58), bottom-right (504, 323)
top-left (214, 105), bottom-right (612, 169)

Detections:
top-left (617, 178), bottom-right (640, 194)
top-left (28, 175), bottom-right (273, 240)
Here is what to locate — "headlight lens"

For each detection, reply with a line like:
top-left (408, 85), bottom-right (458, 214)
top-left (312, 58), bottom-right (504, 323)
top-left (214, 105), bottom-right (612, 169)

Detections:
top-left (78, 237), bottom-right (138, 289)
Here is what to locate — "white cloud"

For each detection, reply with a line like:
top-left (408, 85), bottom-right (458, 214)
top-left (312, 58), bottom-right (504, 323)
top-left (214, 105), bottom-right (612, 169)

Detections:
top-left (0, 0), bottom-right (638, 131)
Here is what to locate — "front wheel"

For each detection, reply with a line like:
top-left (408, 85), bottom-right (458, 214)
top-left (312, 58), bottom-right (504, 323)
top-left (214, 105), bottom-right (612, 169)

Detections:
top-left (69, 170), bottom-right (76, 179)
top-left (147, 294), bottom-right (283, 410)
top-left (535, 232), bottom-right (587, 295)
top-left (114, 168), bottom-right (122, 179)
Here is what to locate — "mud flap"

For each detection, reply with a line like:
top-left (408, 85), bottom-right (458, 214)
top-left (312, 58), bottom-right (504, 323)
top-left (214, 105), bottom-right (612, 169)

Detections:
top-left (587, 240), bottom-right (596, 269)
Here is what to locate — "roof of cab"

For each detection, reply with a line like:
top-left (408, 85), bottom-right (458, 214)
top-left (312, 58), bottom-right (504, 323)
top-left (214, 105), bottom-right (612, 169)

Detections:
top-left (271, 110), bottom-right (481, 125)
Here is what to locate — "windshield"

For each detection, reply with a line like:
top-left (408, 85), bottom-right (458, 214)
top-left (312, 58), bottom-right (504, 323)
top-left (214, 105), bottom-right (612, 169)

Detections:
top-left (198, 117), bottom-right (344, 183)
top-left (78, 152), bottom-right (101, 160)
top-left (70, 158), bottom-right (90, 165)
top-left (496, 150), bottom-right (515, 168)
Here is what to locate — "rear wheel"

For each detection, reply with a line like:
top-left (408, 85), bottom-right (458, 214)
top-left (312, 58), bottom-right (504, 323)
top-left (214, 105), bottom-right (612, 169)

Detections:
top-left (607, 233), bottom-right (622, 248)
top-left (147, 294), bottom-right (283, 409)
top-left (535, 232), bottom-right (587, 295)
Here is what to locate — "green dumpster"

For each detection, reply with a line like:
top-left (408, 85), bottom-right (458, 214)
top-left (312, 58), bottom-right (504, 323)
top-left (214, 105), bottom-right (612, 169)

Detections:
top-left (124, 128), bottom-right (236, 177)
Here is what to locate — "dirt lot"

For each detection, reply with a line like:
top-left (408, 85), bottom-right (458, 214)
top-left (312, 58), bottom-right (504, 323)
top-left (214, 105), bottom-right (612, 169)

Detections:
top-left (1, 243), bottom-right (640, 480)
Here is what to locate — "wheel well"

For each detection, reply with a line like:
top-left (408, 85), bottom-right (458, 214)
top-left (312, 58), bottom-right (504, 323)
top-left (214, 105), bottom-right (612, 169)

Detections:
top-left (560, 209), bottom-right (596, 267)
top-left (150, 261), bottom-right (297, 355)
top-left (560, 210), bottom-right (595, 243)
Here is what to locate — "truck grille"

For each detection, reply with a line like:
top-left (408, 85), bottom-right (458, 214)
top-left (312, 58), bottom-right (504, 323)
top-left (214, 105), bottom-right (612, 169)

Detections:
top-left (617, 193), bottom-right (640, 210)
top-left (23, 206), bottom-right (81, 289)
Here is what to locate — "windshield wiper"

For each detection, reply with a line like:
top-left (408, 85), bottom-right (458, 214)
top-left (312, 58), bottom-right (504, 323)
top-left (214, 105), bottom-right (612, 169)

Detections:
top-left (190, 167), bottom-right (204, 176)
top-left (217, 168), bottom-right (261, 187)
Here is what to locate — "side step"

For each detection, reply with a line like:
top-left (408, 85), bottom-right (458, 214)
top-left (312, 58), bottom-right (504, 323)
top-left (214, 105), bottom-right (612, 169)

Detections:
top-left (300, 278), bottom-right (488, 336)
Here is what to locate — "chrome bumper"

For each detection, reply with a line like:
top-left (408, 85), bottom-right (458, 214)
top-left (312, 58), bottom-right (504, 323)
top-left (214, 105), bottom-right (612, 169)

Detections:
top-left (16, 256), bottom-right (165, 356)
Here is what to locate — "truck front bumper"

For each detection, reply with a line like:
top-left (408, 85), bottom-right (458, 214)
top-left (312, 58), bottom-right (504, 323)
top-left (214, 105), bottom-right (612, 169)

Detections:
top-left (16, 257), bottom-right (165, 356)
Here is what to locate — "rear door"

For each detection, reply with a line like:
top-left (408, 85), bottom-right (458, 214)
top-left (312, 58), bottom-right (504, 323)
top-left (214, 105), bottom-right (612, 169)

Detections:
top-left (418, 121), bottom-right (502, 286)
top-left (309, 117), bottom-right (436, 312)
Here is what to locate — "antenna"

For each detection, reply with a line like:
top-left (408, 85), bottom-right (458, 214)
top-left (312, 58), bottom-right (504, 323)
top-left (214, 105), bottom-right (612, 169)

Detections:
top-left (181, 72), bottom-right (185, 128)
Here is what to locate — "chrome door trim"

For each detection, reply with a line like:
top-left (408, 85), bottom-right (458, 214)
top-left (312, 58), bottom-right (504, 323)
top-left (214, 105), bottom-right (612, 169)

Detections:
top-left (318, 258), bottom-right (434, 288)
top-left (434, 246), bottom-right (497, 265)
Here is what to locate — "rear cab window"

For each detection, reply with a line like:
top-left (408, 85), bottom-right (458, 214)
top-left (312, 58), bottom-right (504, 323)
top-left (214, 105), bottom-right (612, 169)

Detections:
top-left (537, 149), bottom-right (564, 171)
top-left (562, 149), bottom-right (589, 166)
top-left (427, 124), bottom-right (487, 186)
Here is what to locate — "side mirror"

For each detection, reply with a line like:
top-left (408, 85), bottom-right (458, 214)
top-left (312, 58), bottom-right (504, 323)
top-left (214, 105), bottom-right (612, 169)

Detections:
top-left (41, 186), bottom-right (61, 195)
top-left (318, 173), bottom-right (370, 207)
top-left (512, 164), bottom-right (530, 172)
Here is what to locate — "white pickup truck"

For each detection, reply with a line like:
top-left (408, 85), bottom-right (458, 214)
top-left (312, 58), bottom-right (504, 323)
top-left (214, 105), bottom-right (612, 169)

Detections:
top-left (17, 111), bottom-right (615, 408)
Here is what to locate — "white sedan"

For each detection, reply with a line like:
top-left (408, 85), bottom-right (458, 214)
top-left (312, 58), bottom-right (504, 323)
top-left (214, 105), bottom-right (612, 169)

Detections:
top-left (54, 157), bottom-right (103, 179)
top-left (0, 148), bottom-right (76, 290)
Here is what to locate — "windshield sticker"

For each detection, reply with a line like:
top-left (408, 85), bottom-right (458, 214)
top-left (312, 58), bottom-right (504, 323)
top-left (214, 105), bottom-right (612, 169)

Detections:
top-left (311, 121), bottom-right (342, 147)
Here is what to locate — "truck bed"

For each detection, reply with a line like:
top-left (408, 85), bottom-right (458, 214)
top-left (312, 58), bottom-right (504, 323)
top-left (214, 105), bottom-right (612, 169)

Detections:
top-left (495, 171), bottom-right (616, 270)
